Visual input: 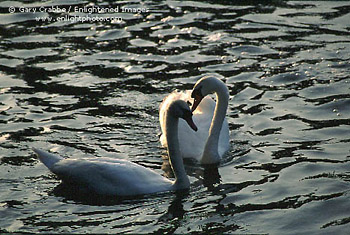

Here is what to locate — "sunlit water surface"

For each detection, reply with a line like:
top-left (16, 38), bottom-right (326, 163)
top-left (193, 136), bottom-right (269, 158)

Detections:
top-left (0, 1), bottom-right (350, 234)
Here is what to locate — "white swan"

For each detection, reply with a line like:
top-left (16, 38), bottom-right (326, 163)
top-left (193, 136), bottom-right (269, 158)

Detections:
top-left (33, 100), bottom-right (197, 196)
top-left (160, 76), bottom-right (230, 164)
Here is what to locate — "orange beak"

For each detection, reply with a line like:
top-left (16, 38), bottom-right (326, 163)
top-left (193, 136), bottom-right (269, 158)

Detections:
top-left (191, 94), bottom-right (203, 112)
top-left (184, 115), bottom-right (198, 132)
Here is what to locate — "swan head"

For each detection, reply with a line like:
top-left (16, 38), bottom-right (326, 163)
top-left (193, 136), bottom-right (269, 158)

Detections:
top-left (169, 100), bottom-right (198, 132)
top-left (191, 76), bottom-right (225, 112)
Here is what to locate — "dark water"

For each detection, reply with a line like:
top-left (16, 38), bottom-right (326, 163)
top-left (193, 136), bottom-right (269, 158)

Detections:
top-left (1, 0), bottom-right (350, 234)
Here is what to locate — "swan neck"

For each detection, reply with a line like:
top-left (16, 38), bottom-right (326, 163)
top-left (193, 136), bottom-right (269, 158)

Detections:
top-left (165, 114), bottom-right (190, 189)
top-left (202, 82), bottom-right (229, 164)
top-left (211, 84), bottom-right (229, 137)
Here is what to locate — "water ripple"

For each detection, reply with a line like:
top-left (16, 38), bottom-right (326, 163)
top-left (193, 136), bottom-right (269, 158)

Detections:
top-left (1, 0), bottom-right (350, 234)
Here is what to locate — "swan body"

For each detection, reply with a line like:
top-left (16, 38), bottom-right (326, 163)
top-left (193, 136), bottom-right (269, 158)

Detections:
top-left (160, 76), bottom-right (230, 164)
top-left (33, 100), bottom-right (197, 196)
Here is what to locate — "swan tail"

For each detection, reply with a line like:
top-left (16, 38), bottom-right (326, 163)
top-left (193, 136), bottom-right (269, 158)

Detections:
top-left (32, 147), bottom-right (63, 170)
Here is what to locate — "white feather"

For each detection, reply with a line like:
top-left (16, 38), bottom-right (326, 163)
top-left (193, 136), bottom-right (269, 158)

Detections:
top-left (159, 84), bottom-right (230, 163)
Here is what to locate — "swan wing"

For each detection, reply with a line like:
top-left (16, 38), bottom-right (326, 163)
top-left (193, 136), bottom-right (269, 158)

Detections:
top-left (50, 157), bottom-right (173, 196)
top-left (177, 106), bottom-right (212, 160)
top-left (33, 148), bottom-right (173, 196)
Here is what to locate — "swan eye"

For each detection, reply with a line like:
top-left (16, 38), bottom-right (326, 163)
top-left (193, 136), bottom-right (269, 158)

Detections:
top-left (191, 86), bottom-right (203, 99)
top-left (183, 109), bottom-right (193, 118)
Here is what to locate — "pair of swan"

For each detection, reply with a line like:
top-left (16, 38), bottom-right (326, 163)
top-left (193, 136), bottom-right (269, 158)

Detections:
top-left (160, 76), bottom-right (229, 164)
top-left (33, 76), bottom-right (229, 196)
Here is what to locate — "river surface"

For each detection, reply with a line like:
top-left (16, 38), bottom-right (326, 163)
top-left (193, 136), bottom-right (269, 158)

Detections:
top-left (1, 0), bottom-right (350, 234)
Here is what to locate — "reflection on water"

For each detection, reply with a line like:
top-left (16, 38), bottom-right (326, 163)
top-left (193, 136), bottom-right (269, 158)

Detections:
top-left (1, 0), bottom-right (350, 234)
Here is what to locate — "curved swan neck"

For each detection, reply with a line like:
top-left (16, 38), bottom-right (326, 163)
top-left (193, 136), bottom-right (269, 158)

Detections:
top-left (201, 81), bottom-right (229, 164)
top-left (165, 114), bottom-right (190, 189)
top-left (211, 82), bottom-right (229, 137)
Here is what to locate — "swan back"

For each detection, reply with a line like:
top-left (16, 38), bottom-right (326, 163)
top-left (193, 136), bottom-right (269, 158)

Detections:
top-left (51, 157), bottom-right (173, 196)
